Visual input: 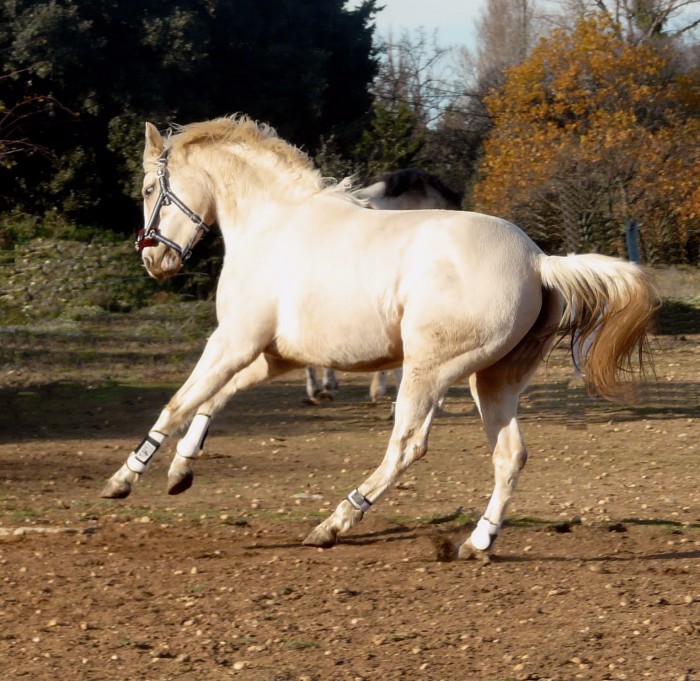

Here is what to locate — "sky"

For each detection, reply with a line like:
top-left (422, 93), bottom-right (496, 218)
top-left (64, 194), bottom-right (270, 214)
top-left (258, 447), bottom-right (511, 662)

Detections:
top-left (365, 0), bottom-right (487, 50)
top-left (369, 0), bottom-right (700, 48)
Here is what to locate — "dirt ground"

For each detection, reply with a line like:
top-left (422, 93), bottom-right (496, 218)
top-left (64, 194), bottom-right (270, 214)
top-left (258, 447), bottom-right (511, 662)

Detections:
top-left (0, 321), bottom-right (698, 680)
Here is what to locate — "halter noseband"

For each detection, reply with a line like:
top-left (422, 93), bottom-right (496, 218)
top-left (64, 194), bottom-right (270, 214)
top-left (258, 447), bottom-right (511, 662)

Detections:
top-left (135, 149), bottom-right (212, 261)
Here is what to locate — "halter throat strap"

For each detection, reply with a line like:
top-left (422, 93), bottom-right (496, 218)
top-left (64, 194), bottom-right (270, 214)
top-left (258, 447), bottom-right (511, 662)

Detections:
top-left (135, 149), bottom-right (212, 260)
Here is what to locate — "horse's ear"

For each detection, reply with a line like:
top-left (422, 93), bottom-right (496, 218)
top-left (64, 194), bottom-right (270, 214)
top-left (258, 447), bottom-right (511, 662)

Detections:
top-left (143, 122), bottom-right (164, 162)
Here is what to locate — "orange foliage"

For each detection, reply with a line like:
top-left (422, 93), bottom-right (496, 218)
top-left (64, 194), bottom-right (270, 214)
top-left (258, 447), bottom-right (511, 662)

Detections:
top-left (474, 14), bottom-right (699, 262)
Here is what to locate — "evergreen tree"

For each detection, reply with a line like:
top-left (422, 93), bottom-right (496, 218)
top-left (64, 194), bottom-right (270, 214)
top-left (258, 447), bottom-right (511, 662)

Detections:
top-left (0, 0), bottom-right (378, 234)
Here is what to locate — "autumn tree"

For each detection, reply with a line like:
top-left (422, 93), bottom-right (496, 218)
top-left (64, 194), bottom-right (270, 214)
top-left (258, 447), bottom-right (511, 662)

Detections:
top-left (474, 14), bottom-right (699, 262)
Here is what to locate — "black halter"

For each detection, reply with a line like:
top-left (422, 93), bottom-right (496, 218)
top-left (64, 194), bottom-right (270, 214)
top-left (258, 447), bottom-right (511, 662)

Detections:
top-left (135, 149), bottom-right (212, 261)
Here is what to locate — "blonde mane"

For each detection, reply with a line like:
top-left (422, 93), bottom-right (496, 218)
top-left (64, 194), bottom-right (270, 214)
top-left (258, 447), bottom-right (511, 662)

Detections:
top-left (165, 116), bottom-right (328, 191)
top-left (159, 115), bottom-right (363, 202)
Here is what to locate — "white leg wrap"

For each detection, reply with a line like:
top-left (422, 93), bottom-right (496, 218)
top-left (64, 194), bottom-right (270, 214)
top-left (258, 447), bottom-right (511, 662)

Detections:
top-left (470, 516), bottom-right (500, 551)
top-left (176, 414), bottom-right (211, 459)
top-left (126, 431), bottom-right (167, 474)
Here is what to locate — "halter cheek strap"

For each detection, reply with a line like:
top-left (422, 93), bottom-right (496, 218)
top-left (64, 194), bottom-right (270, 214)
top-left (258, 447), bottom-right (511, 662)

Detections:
top-left (135, 149), bottom-right (212, 260)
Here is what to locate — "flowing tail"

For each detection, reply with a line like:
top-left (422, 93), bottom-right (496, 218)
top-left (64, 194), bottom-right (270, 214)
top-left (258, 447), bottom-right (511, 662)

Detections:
top-left (538, 253), bottom-right (660, 401)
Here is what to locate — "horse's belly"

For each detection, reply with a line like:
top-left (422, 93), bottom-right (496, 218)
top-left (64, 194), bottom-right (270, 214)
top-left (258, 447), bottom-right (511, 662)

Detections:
top-left (271, 306), bottom-right (402, 370)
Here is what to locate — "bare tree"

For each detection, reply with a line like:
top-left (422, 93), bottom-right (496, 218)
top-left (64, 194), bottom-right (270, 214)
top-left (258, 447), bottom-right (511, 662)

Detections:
top-left (549, 0), bottom-right (700, 42)
top-left (450, 0), bottom-right (546, 138)
top-left (372, 28), bottom-right (460, 128)
top-left (473, 0), bottom-right (544, 94)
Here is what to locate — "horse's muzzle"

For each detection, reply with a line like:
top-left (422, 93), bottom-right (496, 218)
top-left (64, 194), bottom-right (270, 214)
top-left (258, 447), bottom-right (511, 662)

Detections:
top-left (142, 245), bottom-right (183, 281)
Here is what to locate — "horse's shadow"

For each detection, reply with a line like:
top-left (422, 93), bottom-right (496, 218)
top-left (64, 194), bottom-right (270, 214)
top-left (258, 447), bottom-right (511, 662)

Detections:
top-left (245, 524), bottom-right (418, 551)
top-left (245, 521), bottom-right (700, 565)
top-left (494, 548), bottom-right (700, 564)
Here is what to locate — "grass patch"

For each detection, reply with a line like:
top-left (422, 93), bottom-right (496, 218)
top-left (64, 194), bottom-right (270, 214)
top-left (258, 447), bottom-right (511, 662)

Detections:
top-left (504, 514), bottom-right (574, 528)
top-left (11, 508), bottom-right (41, 521)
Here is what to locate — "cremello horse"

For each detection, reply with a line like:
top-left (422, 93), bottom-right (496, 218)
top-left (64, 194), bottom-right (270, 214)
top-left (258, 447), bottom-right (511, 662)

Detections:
top-left (102, 116), bottom-right (658, 559)
top-left (305, 168), bottom-right (464, 405)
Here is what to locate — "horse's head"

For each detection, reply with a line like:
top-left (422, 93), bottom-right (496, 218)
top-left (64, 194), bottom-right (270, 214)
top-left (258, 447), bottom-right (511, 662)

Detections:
top-left (136, 123), bottom-right (215, 281)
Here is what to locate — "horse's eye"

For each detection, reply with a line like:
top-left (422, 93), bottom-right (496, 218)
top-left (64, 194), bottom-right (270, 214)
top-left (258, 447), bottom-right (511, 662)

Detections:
top-left (144, 185), bottom-right (155, 198)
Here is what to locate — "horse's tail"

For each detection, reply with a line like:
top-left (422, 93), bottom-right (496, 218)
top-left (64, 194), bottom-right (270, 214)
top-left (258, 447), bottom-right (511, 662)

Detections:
top-left (537, 253), bottom-right (660, 401)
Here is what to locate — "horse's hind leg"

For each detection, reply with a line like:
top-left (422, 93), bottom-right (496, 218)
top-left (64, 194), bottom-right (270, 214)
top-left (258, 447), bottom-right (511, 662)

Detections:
top-left (167, 354), bottom-right (296, 495)
top-left (303, 365), bottom-right (442, 547)
top-left (456, 367), bottom-right (533, 560)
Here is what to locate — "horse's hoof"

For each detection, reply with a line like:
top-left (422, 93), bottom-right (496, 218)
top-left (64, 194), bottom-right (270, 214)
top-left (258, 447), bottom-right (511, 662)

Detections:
top-left (302, 525), bottom-right (338, 548)
top-left (167, 469), bottom-right (194, 495)
top-left (319, 390), bottom-right (335, 401)
top-left (101, 478), bottom-right (132, 499)
top-left (302, 396), bottom-right (321, 406)
top-left (457, 538), bottom-right (491, 564)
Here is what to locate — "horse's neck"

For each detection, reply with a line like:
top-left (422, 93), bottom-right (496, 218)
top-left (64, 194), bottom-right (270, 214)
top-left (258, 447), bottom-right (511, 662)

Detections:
top-left (226, 143), bottom-right (321, 201)
top-left (211, 147), bottom-right (322, 239)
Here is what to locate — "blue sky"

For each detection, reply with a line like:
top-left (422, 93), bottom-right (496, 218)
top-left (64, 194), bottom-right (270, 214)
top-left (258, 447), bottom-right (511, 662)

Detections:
top-left (366, 0), bottom-right (486, 49)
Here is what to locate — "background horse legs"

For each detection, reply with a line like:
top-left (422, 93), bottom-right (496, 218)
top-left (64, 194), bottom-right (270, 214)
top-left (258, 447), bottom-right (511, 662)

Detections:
top-left (370, 368), bottom-right (445, 420)
top-left (369, 368), bottom-right (403, 403)
top-left (304, 367), bottom-right (339, 403)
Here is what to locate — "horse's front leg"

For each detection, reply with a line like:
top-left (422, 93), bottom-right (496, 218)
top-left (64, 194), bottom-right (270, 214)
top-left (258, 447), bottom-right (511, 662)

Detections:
top-left (101, 328), bottom-right (258, 499)
top-left (167, 354), bottom-right (295, 495)
top-left (303, 367), bottom-right (440, 547)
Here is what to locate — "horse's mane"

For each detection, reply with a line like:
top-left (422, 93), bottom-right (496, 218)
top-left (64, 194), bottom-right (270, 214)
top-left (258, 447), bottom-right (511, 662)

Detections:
top-left (164, 115), bottom-right (365, 202)
top-left (167, 115), bottom-right (317, 175)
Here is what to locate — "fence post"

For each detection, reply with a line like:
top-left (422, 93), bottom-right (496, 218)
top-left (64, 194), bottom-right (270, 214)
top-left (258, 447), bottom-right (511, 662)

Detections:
top-left (626, 219), bottom-right (640, 263)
